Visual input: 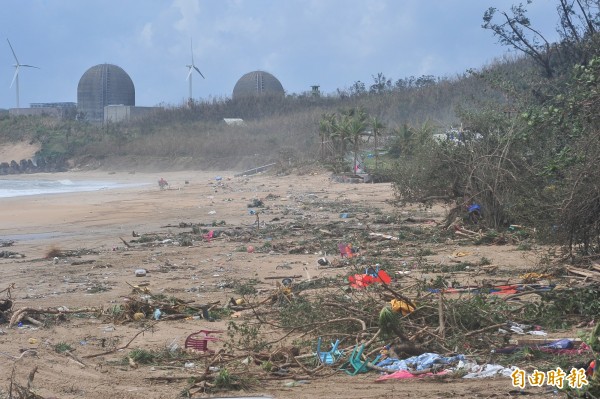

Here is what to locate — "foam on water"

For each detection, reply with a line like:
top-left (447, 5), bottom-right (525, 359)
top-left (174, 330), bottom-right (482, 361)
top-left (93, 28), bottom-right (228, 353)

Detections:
top-left (0, 178), bottom-right (147, 198)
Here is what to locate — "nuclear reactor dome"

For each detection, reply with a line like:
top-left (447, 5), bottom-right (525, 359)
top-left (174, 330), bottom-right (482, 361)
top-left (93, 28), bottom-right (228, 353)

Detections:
top-left (77, 64), bottom-right (135, 121)
top-left (232, 70), bottom-right (284, 100)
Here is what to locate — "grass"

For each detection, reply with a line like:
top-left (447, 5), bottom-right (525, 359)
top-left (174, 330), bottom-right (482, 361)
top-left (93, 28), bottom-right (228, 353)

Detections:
top-left (233, 279), bottom-right (260, 296)
top-left (416, 248), bottom-right (436, 256)
top-left (213, 368), bottom-right (255, 391)
top-left (478, 256), bottom-right (492, 266)
top-left (123, 347), bottom-right (196, 366)
top-left (54, 342), bottom-right (74, 353)
top-left (126, 348), bottom-right (156, 364)
top-left (517, 241), bottom-right (533, 251)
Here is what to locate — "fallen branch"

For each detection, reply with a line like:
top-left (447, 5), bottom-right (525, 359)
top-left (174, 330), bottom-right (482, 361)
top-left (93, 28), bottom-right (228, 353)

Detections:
top-left (464, 323), bottom-right (506, 337)
top-left (0, 349), bottom-right (37, 360)
top-left (379, 281), bottom-right (417, 310)
top-left (0, 283), bottom-right (15, 297)
top-left (502, 289), bottom-right (549, 301)
top-left (264, 275), bottom-right (303, 280)
top-left (83, 322), bottom-right (158, 359)
top-left (66, 350), bottom-right (86, 367)
top-left (25, 316), bottom-right (43, 326)
top-left (9, 307), bottom-right (98, 328)
top-left (438, 293), bottom-right (445, 339)
top-left (27, 365), bottom-right (38, 389)
top-left (297, 317), bottom-right (368, 338)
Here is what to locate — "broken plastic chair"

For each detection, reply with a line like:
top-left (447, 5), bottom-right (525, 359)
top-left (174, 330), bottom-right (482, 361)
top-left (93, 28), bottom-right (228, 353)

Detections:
top-left (339, 343), bottom-right (381, 375)
top-left (315, 337), bottom-right (343, 365)
top-left (338, 243), bottom-right (357, 258)
top-left (202, 230), bottom-right (214, 242)
top-left (184, 329), bottom-right (223, 353)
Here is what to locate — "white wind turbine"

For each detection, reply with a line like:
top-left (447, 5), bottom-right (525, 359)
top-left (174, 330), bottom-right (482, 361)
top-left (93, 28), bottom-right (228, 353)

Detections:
top-left (7, 38), bottom-right (39, 109)
top-left (186, 38), bottom-right (204, 104)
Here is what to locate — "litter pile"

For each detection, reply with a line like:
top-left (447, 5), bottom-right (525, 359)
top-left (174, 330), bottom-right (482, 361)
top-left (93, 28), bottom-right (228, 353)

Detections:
top-left (2, 180), bottom-right (600, 398)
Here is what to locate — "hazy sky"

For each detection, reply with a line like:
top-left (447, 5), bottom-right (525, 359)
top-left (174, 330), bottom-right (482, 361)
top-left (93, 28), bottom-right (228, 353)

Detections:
top-left (1, 0), bottom-right (560, 109)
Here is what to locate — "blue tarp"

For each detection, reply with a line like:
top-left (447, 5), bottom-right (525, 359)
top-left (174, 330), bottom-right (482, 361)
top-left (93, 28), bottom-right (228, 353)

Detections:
top-left (376, 352), bottom-right (466, 371)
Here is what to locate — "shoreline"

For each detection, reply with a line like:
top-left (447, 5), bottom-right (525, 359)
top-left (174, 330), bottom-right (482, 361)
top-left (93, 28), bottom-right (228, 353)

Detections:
top-left (0, 169), bottom-right (243, 257)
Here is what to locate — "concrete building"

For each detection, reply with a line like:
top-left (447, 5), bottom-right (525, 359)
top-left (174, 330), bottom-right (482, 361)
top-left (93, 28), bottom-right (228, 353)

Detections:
top-left (104, 105), bottom-right (160, 123)
top-left (232, 70), bottom-right (284, 100)
top-left (77, 64), bottom-right (135, 122)
top-left (8, 102), bottom-right (76, 119)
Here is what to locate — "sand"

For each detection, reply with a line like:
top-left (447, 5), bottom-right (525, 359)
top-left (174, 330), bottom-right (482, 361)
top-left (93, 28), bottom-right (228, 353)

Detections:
top-left (0, 142), bottom-right (40, 165)
top-left (0, 170), bottom-right (549, 398)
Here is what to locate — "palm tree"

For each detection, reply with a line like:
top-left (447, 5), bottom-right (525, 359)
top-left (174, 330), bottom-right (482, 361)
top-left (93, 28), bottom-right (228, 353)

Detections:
top-left (332, 112), bottom-right (350, 165)
top-left (347, 108), bottom-right (368, 175)
top-left (318, 113), bottom-right (335, 161)
top-left (370, 116), bottom-right (385, 171)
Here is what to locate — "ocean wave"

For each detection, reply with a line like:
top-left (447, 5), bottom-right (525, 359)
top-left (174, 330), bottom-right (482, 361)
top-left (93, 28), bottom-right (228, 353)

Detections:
top-left (0, 179), bottom-right (149, 198)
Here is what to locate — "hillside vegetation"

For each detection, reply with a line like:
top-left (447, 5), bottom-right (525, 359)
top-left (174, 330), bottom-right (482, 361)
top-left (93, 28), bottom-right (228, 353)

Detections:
top-left (0, 70), bottom-right (486, 171)
top-left (2, 0), bottom-right (600, 257)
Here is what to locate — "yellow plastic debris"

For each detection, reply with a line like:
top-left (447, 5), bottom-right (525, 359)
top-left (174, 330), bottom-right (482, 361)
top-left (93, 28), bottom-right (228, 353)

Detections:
top-left (519, 272), bottom-right (552, 281)
top-left (133, 312), bottom-right (145, 321)
top-left (390, 299), bottom-right (415, 316)
top-left (451, 251), bottom-right (473, 258)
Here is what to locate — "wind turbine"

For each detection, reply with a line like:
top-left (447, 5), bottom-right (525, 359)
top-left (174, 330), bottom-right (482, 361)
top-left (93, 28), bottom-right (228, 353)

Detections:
top-left (186, 38), bottom-right (204, 105)
top-left (7, 38), bottom-right (39, 109)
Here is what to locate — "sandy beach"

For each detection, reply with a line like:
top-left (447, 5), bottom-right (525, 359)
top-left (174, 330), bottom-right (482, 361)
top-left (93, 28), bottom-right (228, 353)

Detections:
top-left (0, 170), bottom-right (547, 398)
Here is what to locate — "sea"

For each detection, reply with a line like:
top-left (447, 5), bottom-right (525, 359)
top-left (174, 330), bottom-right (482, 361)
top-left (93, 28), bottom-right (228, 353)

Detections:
top-left (0, 178), bottom-right (148, 199)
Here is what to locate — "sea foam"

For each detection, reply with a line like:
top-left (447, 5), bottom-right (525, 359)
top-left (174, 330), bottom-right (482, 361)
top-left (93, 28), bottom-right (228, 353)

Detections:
top-left (0, 178), bottom-right (146, 199)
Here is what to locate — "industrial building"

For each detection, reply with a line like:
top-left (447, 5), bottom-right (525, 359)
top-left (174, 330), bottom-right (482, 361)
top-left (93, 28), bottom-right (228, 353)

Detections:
top-left (232, 70), bottom-right (284, 100)
top-left (77, 63), bottom-right (135, 122)
top-left (104, 105), bottom-right (159, 123)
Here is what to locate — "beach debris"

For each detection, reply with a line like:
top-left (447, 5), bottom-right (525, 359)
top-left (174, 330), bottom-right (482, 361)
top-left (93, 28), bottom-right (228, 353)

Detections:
top-left (8, 306), bottom-right (98, 328)
top-left (158, 178), bottom-right (169, 190)
top-left (317, 257), bottom-right (329, 266)
top-left (247, 198), bottom-right (264, 208)
top-left (338, 242), bottom-right (359, 258)
top-left (0, 250), bottom-right (24, 258)
top-left (184, 330), bottom-right (222, 353)
top-left (264, 275), bottom-right (302, 280)
top-left (135, 269), bottom-right (148, 277)
top-left (368, 232), bottom-right (400, 241)
top-left (4, 176), bottom-right (599, 397)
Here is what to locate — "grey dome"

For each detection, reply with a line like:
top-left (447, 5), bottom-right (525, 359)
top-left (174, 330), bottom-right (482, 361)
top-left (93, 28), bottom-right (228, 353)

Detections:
top-left (77, 64), bottom-right (135, 121)
top-left (232, 70), bottom-right (284, 99)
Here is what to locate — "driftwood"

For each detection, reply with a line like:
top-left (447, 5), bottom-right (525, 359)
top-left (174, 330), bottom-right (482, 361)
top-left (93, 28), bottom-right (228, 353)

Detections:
top-left (65, 350), bottom-right (87, 367)
top-left (264, 275), bottom-right (303, 280)
top-left (0, 349), bottom-right (37, 360)
top-left (567, 266), bottom-right (600, 280)
top-left (368, 232), bottom-right (399, 241)
top-left (9, 307), bottom-right (98, 328)
top-left (404, 217), bottom-right (437, 224)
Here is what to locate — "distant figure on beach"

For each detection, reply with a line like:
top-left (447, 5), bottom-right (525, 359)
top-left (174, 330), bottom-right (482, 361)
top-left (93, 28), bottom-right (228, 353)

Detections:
top-left (158, 178), bottom-right (169, 190)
